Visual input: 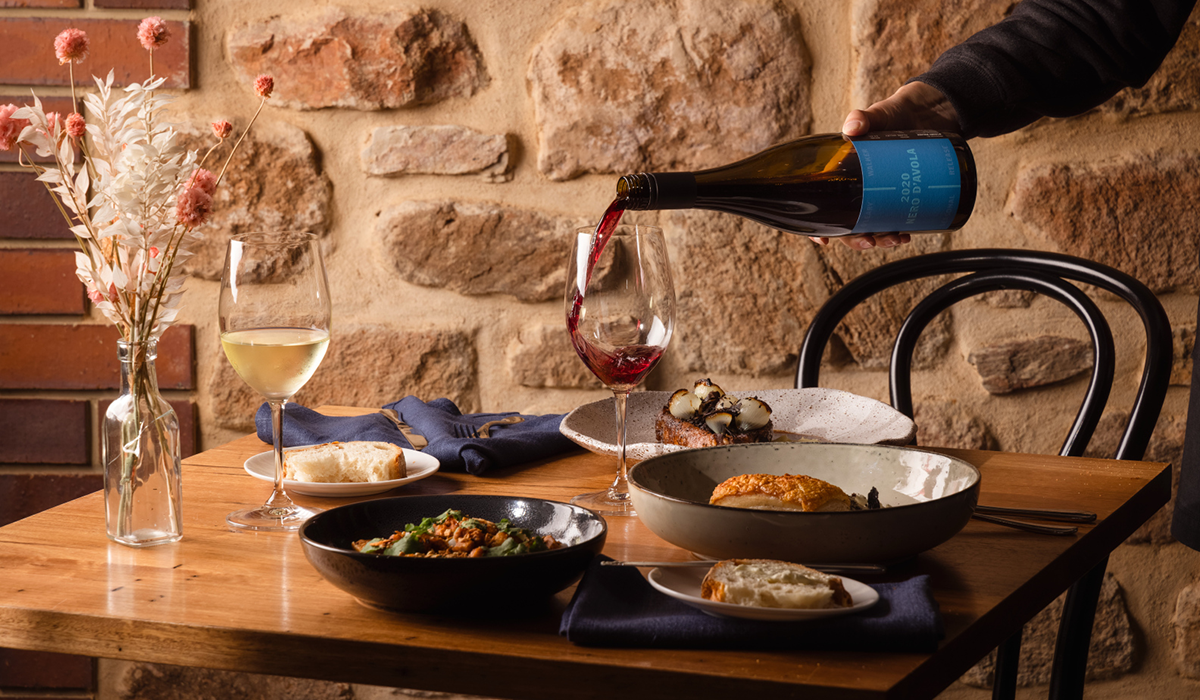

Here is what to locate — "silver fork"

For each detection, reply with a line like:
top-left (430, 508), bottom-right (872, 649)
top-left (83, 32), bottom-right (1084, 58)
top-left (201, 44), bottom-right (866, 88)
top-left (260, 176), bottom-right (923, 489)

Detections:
top-left (473, 415), bottom-right (524, 438)
top-left (971, 512), bottom-right (1078, 536)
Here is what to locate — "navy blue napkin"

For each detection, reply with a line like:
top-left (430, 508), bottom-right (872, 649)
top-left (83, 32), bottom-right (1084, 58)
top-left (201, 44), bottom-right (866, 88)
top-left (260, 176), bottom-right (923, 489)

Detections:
top-left (255, 396), bottom-right (577, 475)
top-left (559, 556), bottom-right (943, 651)
top-left (384, 396), bottom-right (576, 475)
top-left (255, 403), bottom-right (410, 448)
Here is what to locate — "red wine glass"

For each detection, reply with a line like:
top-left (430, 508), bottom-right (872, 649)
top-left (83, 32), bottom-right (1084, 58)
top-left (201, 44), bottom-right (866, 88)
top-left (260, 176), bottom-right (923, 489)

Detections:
top-left (566, 224), bottom-right (675, 516)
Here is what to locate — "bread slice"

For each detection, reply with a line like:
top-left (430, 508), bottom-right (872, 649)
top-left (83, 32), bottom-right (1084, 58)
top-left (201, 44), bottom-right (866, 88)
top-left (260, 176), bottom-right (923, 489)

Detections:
top-left (655, 408), bottom-right (774, 448)
top-left (701, 559), bottom-right (853, 609)
top-left (283, 441), bottom-right (406, 483)
top-left (710, 473), bottom-right (854, 512)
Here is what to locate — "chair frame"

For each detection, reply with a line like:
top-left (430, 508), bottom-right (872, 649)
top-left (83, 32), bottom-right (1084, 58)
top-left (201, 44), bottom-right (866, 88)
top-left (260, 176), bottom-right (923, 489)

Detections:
top-left (795, 248), bottom-right (1172, 700)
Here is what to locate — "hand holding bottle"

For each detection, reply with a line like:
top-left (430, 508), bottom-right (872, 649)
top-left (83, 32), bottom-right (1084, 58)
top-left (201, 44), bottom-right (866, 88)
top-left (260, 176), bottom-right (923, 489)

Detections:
top-left (812, 82), bottom-right (965, 251)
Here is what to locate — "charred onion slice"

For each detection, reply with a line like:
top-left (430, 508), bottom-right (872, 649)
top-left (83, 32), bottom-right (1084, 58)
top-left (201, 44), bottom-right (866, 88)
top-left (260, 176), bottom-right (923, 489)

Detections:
top-left (705, 411), bottom-right (734, 436)
top-left (693, 379), bottom-right (724, 401)
top-left (734, 397), bottom-right (772, 431)
top-left (668, 388), bottom-right (700, 419)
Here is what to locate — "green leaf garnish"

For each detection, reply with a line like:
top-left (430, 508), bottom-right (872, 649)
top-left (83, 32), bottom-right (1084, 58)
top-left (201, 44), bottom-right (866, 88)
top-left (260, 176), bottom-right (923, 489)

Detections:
top-left (357, 538), bottom-right (391, 554)
top-left (486, 537), bottom-right (522, 556)
top-left (382, 533), bottom-right (423, 556)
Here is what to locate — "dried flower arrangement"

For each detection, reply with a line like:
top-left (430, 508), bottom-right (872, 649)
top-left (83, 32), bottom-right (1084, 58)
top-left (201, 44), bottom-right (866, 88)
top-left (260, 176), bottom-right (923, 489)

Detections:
top-left (0, 16), bottom-right (273, 344)
top-left (0, 17), bottom-right (276, 545)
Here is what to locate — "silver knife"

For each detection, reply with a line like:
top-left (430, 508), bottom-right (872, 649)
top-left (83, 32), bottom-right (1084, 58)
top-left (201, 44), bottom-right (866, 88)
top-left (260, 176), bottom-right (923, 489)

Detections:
top-left (975, 504), bottom-right (1096, 523)
top-left (601, 560), bottom-right (886, 575)
top-left (378, 408), bottom-right (428, 449)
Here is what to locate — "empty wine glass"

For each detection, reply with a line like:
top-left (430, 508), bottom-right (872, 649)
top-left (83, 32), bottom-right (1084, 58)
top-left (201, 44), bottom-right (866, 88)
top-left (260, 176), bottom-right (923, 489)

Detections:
top-left (566, 224), bottom-right (675, 516)
top-left (219, 231), bottom-right (331, 531)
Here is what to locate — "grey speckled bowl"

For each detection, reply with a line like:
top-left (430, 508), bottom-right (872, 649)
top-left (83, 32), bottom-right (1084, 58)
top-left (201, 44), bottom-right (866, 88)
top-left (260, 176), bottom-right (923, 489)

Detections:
top-left (628, 442), bottom-right (980, 564)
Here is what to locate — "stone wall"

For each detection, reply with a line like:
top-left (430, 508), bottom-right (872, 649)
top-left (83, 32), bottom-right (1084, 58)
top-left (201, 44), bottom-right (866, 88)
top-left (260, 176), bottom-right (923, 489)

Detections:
top-left (2, 1), bottom-right (1200, 699)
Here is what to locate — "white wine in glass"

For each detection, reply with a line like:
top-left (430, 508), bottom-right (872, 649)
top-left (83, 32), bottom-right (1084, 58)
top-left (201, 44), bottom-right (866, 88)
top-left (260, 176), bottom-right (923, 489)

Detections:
top-left (219, 232), bottom-right (331, 531)
top-left (220, 328), bottom-right (330, 401)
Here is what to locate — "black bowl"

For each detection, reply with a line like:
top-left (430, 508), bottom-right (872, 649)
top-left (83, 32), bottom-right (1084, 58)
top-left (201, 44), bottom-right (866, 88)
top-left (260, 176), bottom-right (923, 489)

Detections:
top-left (299, 494), bottom-right (607, 613)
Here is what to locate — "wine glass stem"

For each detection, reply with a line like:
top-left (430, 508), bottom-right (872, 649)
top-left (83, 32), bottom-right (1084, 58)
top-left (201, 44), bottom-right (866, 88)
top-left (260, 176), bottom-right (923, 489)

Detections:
top-left (610, 389), bottom-right (631, 492)
top-left (265, 399), bottom-right (295, 511)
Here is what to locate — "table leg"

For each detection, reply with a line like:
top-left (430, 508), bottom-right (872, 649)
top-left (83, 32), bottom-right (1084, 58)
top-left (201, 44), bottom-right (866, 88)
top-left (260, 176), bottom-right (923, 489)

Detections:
top-left (1049, 556), bottom-right (1108, 700)
top-left (992, 629), bottom-right (1022, 700)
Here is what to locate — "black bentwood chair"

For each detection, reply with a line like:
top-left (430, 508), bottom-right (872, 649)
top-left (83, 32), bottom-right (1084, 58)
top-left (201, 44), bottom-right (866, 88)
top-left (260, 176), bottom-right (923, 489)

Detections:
top-left (795, 249), bottom-right (1172, 700)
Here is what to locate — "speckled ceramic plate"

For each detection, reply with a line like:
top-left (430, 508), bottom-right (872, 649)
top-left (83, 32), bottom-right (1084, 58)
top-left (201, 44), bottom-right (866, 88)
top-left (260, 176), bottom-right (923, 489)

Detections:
top-left (244, 447), bottom-right (439, 497)
top-left (559, 388), bottom-right (916, 460)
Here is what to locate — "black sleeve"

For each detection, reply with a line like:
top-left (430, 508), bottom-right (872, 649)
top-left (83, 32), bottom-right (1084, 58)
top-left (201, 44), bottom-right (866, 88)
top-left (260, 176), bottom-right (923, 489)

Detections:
top-left (915, 0), bottom-right (1197, 137)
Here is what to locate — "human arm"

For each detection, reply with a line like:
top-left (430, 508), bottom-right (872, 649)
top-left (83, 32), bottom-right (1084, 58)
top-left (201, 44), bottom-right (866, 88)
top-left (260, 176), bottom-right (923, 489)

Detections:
top-left (817, 0), bottom-right (1196, 250)
top-left (921, 0), bottom-right (1196, 137)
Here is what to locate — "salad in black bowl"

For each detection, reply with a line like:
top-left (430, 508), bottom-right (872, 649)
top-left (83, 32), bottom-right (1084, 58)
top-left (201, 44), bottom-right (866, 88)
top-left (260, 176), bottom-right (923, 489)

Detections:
top-left (299, 494), bottom-right (607, 613)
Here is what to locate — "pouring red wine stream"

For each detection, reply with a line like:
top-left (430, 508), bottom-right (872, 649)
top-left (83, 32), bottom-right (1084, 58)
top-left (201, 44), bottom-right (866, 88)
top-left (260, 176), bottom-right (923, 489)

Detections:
top-left (566, 199), bottom-right (665, 389)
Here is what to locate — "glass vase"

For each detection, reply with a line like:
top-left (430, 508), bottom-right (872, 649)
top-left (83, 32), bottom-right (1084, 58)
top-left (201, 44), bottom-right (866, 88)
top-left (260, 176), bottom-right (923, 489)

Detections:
top-left (103, 338), bottom-right (183, 547)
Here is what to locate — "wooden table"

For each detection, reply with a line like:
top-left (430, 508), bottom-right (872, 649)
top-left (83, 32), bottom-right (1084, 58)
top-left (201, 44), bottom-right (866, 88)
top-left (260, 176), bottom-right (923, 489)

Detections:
top-left (0, 407), bottom-right (1170, 700)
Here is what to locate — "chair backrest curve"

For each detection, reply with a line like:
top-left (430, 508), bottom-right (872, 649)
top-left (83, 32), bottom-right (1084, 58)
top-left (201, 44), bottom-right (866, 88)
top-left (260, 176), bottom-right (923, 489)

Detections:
top-left (795, 248), bottom-right (1172, 462)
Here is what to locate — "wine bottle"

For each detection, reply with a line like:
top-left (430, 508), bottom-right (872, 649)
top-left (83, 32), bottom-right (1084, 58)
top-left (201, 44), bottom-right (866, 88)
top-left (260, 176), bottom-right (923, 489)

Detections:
top-left (616, 131), bottom-right (976, 237)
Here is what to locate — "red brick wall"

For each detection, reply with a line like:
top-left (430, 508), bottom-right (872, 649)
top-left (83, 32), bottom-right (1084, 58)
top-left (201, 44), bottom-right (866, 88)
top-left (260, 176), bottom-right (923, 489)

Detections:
top-left (0, 4), bottom-right (194, 698)
top-left (0, 17), bottom-right (189, 88)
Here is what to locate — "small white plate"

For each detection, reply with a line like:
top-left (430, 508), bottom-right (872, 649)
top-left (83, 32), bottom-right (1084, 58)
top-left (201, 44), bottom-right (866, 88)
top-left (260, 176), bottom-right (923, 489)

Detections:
top-left (646, 566), bottom-right (879, 621)
top-left (560, 387), bottom-right (916, 461)
top-left (243, 447), bottom-right (439, 497)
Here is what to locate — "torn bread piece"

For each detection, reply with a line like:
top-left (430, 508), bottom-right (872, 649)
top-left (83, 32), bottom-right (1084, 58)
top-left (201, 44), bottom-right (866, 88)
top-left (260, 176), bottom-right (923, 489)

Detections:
top-left (284, 441), bottom-right (405, 483)
top-left (701, 559), bottom-right (853, 609)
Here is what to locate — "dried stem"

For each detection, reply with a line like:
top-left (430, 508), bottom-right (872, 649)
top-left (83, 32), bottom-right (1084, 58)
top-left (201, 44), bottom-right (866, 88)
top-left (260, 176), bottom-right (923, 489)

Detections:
top-left (215, 96), bottom-right (266, 187)
top-left (68, 62), bottom-right (77, 115)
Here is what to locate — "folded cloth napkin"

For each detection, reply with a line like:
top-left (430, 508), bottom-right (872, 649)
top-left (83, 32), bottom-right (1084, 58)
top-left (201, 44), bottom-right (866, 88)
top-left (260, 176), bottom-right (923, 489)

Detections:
top-left (255, 396), bottom-right (577, 475)
top-left (256, 403), bottom-right (412, 449)
top-left (383, 396), bottom-right (576, 476)
top-left (559, 556), bottom-right (944, 651)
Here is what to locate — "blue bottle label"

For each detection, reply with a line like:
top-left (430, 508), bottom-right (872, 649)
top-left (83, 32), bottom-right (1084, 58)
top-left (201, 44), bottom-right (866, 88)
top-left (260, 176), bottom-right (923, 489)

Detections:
top-left (849, 135), bottom-right (962, 233)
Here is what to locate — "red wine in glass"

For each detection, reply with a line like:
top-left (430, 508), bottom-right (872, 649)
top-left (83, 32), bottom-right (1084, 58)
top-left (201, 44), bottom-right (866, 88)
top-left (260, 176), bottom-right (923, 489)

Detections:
top-left (567, 196), bottom-right (664, 390)
top-left (569, 339), bottom-right (664, 390)
top-left (564, 212), bottom-right (675, 517)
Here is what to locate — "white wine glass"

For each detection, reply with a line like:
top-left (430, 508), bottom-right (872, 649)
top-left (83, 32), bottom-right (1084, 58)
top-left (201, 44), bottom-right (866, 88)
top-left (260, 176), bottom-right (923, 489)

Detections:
top-left (219, 231), bottom-right (331, 531)
top-left (566, 224), bottom-right (675, 516)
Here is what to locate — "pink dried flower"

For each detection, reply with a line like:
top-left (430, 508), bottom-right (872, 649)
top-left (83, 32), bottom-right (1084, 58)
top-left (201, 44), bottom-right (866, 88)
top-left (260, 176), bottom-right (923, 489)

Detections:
top-left (137, 17), bottom-right (170, 51)
top-left (88, 283), bottom-right (118, 304)
top-left (66, 112), bottom-right (86, 140)
top-left (187, 168), bottom-right (218, 196)
top-left (0, 104), bottom-right (30, 151)
top-left (211, 119), bottom-right (233, 139)
top-left (54, 28), bottom-right (90, 65)
top-left (175, 186), bottom-right (213, 227)
top-left (45, 112), bottom-right (61, 133)
top-left (253, 75), bottom-right (274, 99)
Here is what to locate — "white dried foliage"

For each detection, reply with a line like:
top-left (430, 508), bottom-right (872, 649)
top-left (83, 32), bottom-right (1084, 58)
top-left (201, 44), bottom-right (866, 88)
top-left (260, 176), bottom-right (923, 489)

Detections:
top-left (13, 71), bottom-right (203, 341)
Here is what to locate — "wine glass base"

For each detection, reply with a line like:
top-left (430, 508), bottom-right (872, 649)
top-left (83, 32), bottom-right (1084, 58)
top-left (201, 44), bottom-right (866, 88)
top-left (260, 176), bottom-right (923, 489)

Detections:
top-left (227, 503), bottom-right (323, 532)
top-left (571, 489), bottom-right (636, 517)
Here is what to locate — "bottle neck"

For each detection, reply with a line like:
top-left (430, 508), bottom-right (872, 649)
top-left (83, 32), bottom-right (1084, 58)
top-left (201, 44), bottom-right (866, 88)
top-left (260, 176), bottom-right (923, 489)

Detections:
top-left (617, 172), bottom-right (697, 211)
top-left (117, 338), bottom-right (161, 395)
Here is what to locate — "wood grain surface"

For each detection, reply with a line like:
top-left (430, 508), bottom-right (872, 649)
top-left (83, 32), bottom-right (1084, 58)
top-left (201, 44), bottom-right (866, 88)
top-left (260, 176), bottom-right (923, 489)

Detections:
top-left (0, 407), bottom-right (1170, 700)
